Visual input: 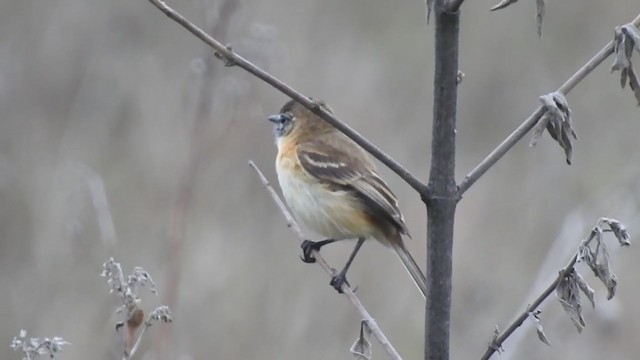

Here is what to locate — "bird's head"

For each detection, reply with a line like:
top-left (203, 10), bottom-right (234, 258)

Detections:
top-left (268, 100), bottom-right (297, 138)
top-left (268, 100), bottom-right (334, 140)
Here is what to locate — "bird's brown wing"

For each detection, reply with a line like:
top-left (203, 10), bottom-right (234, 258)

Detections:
top-left (296, 137), bottom-right (409, 236)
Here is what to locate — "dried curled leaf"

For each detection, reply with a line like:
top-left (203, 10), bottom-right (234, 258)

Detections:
top-left (627, 65), bottom-right (640, 105)
top-left (579, 229), bottom-right (618, 300)
top-left (490, 0), bottom-right (545, 37)
top-left (530, 92), bottom-right (577, 164)
top-left (490, 0), bottom-right (518, 11)
top-left (600, 217), bottom-right (631, 246)
top-left (556, 268), bottom-right (586, 333)
top-left (555, 219), bottom-right (629, 336)
top-left (489, 325), bottom-right (504, 354)
top-left (622, 24), bottom-right (640, 53)
top-left (149, 305), bottom-right (173, 323)
top-left (611, 24), bottom-right (640, 105)
top-left (528, 310), bottom-right (551, 346)
top-left (350, 321), bottom-right (372, 360)
top-left (611, 29), bottom-right (631, 72)
top-left (574, 270), bottom-right (596, 308)
top-left (426, 0), bottom-right (433, 24)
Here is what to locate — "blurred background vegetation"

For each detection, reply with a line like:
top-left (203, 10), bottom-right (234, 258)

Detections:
top-left (1, 0), bottom-right (639, 359)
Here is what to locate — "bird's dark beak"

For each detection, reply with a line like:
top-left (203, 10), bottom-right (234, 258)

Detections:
top-left (268, 114), bottom-right (285, 124)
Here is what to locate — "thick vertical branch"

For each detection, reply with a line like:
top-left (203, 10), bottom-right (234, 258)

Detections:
top-left (425, 1), bottom-right (459, 360)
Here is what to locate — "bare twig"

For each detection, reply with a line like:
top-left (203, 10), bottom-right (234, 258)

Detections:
top-left (146, 0), bottom-right (428, 197)
top-left (489, 0), bottom-right (545, 37)
top-left (86, 172), bottom-right (118, 253)
top-left (479, 249), bottom-right (584, 359)
top-left (73, 163), bottom-right (118, 255)
top-left (129, 307), bottom-right (172, 359)
top-left (249, 161), bottom-right (403, 360)
top-left (480, 220), bottom-right (630, 360)
top-left (127, 323), bottom-right (150, 359)
top-left (458, 13), bottom-right (640, 196)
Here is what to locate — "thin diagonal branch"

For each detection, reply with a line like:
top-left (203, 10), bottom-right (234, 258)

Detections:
top-left (480, 221), bottom-right (626, 360)
top-left (249, 161), bottom-right (403, 360)
top-left (458, 13), bottom-right (640, 197)
top-left (479, 240), bottom-right (587, 360)
top-left (148, 0), bottom-right (429, 198)
top-left (126, 321), bottom-right (151, 360)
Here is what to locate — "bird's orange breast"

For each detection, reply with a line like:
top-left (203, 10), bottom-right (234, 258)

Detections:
top-left (275, 142), bottom-right (384, 242)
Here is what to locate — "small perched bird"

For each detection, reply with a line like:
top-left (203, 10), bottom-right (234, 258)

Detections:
top-left (269, 100), bottom-right (427, 297)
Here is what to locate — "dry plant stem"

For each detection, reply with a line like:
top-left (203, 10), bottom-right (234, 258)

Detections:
top-left (249, 161), bottom-right (403, 360)
top-left (125, 322), bottom-right (151, 360)
top-left (457, 13), bottom-right (640, 196)
top-left (83, 165), bottom-right (118, 254)
top-left (479, 229), bottom-right (600, 360)
top-left (147, 0), bottom-right (429, 197)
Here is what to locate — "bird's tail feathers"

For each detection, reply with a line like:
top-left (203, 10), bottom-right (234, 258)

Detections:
top-left (390, 241), bottom-right (427, 299)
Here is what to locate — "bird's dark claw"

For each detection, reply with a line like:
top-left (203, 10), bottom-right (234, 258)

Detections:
top-left (300, 239), bottom-right (335, 263)
top-left (301, 240), bottom-right (318, 263)
top-left (330, 270), bottom-right (351, 294)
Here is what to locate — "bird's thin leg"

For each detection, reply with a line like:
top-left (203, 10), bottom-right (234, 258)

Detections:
top-left (330, 237), bottom-right (365, 293)
top-left (300, 239), bottom-right (336, 263)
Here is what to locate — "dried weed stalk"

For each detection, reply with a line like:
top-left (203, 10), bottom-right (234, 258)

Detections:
top-left (481, 218), bottom-right (630, 360)
top-left (102, 258), bottom-right (173, 359)
top-left (10, 330), bottom-right (70, 360)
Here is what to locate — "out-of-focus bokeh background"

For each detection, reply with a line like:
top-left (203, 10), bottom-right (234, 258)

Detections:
top-left (1, 0), bottom-right (639, 359)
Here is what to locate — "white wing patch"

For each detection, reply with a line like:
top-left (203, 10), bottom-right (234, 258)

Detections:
top-left (300, 152), bottom-right (347, 169)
